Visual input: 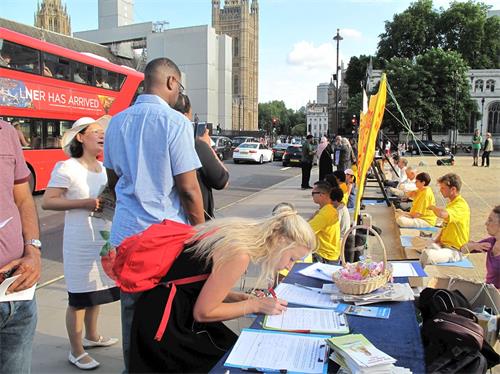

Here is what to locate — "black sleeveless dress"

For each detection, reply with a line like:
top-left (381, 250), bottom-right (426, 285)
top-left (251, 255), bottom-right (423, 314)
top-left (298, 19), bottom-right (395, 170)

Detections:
top-left (129, 248), bottom-right (238, 373)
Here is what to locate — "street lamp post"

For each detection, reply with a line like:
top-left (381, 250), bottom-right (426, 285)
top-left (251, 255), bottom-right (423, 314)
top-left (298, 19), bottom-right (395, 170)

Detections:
top-left (481, 97), bottom-right (485, 136)
top-left (333, 29), bottom-right (343, 134)
top-left (453, 73), bottom-right (459, 154)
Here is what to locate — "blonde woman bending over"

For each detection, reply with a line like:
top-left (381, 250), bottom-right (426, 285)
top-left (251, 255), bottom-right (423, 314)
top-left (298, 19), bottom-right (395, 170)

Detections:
top-left (128, 206), bottom-right (316, 373)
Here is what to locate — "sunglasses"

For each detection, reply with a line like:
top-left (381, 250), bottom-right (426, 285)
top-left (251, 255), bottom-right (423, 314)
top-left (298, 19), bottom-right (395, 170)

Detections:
top-left (170, 76), bottom-right (185, 93)
top-left (311, 191), bottom-right (323, 195)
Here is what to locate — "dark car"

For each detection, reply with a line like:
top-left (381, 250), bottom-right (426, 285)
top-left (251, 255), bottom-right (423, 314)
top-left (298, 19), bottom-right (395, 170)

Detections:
top-left (211, 136), bottom-right (233, 160)
top-left (282, 145), bottom-right (302, 167)
top-left (272, 143), bottom-right (289, 161)
top-left (231, 136), bottom-right (259, 149)
top-left (408, 140), bottom-right (450, 156)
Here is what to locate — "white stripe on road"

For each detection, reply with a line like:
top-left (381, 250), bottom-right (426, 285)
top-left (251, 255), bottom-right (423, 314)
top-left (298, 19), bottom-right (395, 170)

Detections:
top-left (280, 167), bottom-right (291, 171)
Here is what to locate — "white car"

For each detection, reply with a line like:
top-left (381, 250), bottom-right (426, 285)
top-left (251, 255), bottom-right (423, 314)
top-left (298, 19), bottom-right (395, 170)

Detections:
top-left (233, 142), bottom-right (273, 164)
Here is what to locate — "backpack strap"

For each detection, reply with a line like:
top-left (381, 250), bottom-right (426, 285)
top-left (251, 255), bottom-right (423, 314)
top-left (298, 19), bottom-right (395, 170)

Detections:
top-left (154, 274), bottom-right (210, 341)
top-left (433, 290), bottom-right (455, 313)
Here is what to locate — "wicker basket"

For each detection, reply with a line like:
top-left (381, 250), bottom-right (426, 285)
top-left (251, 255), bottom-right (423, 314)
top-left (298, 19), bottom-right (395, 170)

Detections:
top-left (333, 225), bottom-right (393, 295)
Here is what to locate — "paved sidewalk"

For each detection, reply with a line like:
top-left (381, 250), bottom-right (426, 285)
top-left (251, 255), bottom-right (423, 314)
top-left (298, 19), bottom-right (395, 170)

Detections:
top-left (32, 169), bottom-right (320, 374)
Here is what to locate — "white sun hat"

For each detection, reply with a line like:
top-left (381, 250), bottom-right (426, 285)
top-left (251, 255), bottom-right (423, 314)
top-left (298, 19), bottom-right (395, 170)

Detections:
top-left (61, 115), bottom-right (111, 156)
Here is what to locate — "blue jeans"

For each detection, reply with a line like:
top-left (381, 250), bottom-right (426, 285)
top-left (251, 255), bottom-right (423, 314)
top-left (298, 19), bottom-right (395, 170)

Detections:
top-left (120, 291), bottom-right (142, 374)
top-left (0, 298), bottom-right (37, 374)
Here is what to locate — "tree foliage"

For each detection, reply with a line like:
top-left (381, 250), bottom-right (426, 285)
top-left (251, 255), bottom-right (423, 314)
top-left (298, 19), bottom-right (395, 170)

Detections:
top-left (376, 0), bottom-right (500, 69)
top-left (377, 0), bottom-right (440, 61)
top-left (382, 48), bottom-right (477, 138)
top-left (291, 123), bottom-right (306, 136)
top-left (258, 101), bottom-right (306, 135)
top-left (344, 55), bottom-right (384, 97)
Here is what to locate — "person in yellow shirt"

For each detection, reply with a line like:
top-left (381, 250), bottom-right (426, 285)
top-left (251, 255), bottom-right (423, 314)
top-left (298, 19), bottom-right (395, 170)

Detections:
top-left (420, 173), bottom-right (470, 265)
top-left (309, 181), bottom-right (341, 263)
top-left (330, 170), bottom-right (349, 206)
top-left (395, 172), bottom-right (437, 228)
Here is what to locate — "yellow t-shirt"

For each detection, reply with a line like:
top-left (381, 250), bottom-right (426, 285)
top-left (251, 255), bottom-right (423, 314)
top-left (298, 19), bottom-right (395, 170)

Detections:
top-left (339, 182), bottom-right (349, 205)
top-left (308, 204), bottom-right (340, 261)
top-left (410, 186), bottom-right (437, 226)
top-left (439, 195), bottom-right (470, 249)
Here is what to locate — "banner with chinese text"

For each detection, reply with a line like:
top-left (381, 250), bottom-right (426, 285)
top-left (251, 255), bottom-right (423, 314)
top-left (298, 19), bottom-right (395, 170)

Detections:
top-left (354, 74), bottom-right (387, 223)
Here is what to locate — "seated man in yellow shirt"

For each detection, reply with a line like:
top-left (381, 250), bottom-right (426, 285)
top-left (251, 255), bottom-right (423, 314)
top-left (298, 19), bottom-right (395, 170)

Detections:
top-left (330, 170), bottom-right (349, 206)
top-left (395, 172), bottom-right (437, 228)
top-left (420, 173), bottom-right (470, 265)
top-left (309, 181), bottom-right (341, 264)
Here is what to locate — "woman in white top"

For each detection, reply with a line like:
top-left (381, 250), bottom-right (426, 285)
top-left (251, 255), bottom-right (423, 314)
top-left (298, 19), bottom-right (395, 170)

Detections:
top-left (42, 116), bottom-right (119, 370)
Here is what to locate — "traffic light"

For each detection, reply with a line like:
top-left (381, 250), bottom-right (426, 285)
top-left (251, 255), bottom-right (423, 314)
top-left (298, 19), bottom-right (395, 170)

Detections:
top-left (272, 117), bottom-right (278, 126)
top-left (351, 115), bottom-right (357, 126)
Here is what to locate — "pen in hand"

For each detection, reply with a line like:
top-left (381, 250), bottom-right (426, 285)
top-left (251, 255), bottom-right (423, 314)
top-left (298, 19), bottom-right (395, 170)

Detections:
top-left (267, 287), bottom-right (278, 300)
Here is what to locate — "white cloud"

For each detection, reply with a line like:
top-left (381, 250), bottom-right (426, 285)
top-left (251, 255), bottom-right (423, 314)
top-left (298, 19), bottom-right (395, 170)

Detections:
top-left (261, 41), bottom-right (351, 110)
top-left (340, 28), bottom-right (363, 39)
top-left (287, 41), bottom-right (336, 71)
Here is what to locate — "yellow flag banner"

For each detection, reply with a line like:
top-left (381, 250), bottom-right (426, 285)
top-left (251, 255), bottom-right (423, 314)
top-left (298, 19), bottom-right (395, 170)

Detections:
top-left (353, 73), bottom-right (387, 223)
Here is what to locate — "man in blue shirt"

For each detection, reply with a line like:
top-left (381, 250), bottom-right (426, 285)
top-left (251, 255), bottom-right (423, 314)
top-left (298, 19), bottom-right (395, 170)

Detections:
top-left (104, 57), bottom-right (204, 371)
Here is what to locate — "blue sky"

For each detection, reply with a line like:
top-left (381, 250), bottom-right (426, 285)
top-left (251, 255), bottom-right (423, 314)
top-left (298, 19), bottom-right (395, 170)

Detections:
top-left (2, 0), bottom-right (499, 109)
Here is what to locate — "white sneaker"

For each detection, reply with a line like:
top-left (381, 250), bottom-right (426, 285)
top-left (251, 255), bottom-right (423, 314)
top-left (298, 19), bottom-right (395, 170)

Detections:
top-left (68, 352), bottom-right (100, 370)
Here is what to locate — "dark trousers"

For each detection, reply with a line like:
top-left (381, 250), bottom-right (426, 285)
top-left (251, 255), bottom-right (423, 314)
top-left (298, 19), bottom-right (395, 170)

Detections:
top-left (482, 151), bottom-right (491, 167)
top-left (301, 161), bottom-right (313, 188)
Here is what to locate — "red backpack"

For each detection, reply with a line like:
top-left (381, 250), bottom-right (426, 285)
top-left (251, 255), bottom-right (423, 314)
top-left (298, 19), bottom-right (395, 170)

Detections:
top-left (112, 219), bottom-right (198, 293)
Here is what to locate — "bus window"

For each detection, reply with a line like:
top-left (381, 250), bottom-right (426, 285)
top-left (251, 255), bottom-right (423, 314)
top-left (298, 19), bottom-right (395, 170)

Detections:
top-left (71, 61), bottom-right (93, 85)
top-left (131, 80), bottom-right (144, 105)
top-left (95, 67), bottom-right (111, 89)
top-left (43, 52), bottom-right (70, 81)
top-left (0, 39), bottom-right (40, 74)
top-left (45, 121), bottom-right (62, 149)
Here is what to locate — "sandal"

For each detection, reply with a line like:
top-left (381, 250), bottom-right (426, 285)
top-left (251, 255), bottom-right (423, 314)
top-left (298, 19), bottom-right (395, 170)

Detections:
top-left (82, 335), bottom-right (119, 348)
top-left (68, 352), bottom-right (100, 370)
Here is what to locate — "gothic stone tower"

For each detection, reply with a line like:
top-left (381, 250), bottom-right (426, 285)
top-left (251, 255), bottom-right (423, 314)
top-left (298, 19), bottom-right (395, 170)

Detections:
top-left (212, 0), bottom-right (259, 131)
top-left (34, 0), bottom-right (71, 36)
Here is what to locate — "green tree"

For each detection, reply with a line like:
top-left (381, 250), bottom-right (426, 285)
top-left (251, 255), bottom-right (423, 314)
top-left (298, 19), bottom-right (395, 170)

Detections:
top-left (376, 0), bottom-right (500, 69)
top-left (377, 0), bottom-right (440, 61)
top-left (439, 1), bottom-right (500, 68)
top-left (416, 48), bottom-right (477, 137)
top-left (258, 101), bottom-right (306, 135)
top-left (345, 92), bottom-right (363, 132)
top-left (291, 123), bottom-right (306, 136)
top-left (380, 49), bottom-right (477, 139)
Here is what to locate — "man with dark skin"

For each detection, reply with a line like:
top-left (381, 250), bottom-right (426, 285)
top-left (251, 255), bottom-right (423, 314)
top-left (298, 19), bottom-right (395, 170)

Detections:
top-left (301, 134), bottom-right (315, 189)
top-left (0, 120), bottom-right (41, 373)
top-left (104, 58), bottom-right (204, 372)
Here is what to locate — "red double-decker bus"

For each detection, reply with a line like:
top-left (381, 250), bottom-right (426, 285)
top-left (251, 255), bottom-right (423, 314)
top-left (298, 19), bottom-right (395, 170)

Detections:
top-left (0, 27), bottom-right (144, 192)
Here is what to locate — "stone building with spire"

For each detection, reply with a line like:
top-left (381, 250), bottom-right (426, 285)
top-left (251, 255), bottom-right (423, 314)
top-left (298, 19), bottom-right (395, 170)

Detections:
top-left (212, 0), bottom-right (259, 131)
top-left (34, 0), bottom-right (71, 36)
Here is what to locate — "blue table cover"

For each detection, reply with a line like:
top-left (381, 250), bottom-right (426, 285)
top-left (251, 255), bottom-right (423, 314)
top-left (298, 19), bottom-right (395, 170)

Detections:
top-left (210, 263), bottom-right (426, 374)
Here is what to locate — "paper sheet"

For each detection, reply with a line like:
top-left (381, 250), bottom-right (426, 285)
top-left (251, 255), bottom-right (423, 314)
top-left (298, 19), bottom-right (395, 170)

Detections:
top-left (0, 275), bottom-right (36, 302)
top-left (400, 235), bottom-right (414, 247)
top-left (298, 262), bottom-right (341, 282)
top-left (225, 329), bottom-right (329, 374)
top-left (264, 307), bottom-right (349, 334)
top-left (336, 304), bottom-right (391, 319)
top-left (390, 262), bottom-right (418, 277)
top-left (275, 283), bottom-right (339, 309)
top-left (435, 257), bottom-right (474, 268)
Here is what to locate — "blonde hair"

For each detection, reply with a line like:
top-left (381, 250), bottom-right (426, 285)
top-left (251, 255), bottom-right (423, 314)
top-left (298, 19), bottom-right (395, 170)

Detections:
top-left (186, 206), bottom-right (317, 287)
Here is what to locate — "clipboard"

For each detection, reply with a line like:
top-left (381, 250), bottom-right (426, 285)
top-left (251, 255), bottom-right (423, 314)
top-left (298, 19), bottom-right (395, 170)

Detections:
top-left (224, 329), bottom-right (330, 374)
top-left (262, 307), bottom-right (349, 334)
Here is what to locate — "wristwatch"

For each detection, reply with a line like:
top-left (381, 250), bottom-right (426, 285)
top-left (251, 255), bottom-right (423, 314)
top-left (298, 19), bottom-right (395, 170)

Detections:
top-left (24, 239), bottom-right (42, 250)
